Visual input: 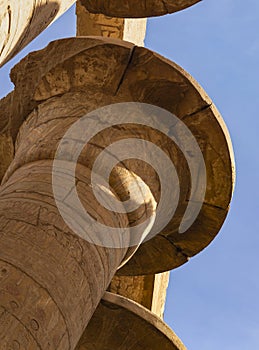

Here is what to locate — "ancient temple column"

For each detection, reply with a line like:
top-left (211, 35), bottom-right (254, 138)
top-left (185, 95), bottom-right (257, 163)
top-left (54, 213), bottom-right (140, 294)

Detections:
top-left (0, 37), bottom-right (157, 349)
top-left (0, 0), bottom-right (76, 67)
top-left (75, 1), bottom-right (172, 317)
top-left (0, 36), bottom-right (234, 349)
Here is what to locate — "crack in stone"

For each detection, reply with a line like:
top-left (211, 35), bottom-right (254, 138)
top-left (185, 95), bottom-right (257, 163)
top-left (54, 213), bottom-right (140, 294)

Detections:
top-left (114, 45), bottom-right (137, 95)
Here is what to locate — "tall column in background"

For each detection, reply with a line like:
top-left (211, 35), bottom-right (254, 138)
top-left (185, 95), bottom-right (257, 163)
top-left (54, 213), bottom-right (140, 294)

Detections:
top-left (76, 1), bottom-right (146, 46)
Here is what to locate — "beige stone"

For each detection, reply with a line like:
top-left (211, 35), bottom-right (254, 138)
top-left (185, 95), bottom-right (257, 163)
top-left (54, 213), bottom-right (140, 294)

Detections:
top-left (75, 292), bottom-right (187, 350)
top-left (0, 36), bottom-right (235, 348)
top-left (0, 36), bottom-right (235, 276)
top-left (0, 37), bottom-right (158, 349)
top-left (0, 159), bottom-right (156, 348)
top-left (80, 0), bottom-right (201, 18)
top-left (0, 0), bottom-right (74, 67)
top-left (75, 3), bottom-right (170, 326)
top-left (152, 272), bottom-right (170, 317)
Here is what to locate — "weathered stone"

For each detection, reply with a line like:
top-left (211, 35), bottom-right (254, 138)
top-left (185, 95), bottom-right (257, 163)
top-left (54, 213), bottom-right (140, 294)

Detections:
top-left (0, 1), bottom-right (235, 348)
top-left (0, 159), bottom-right (156, 348)
top-left (0, 37), bottom-right (235, 278)
top-left (0, 93), bottom-right (15, 181)
top-left (0, 38), bottom-right (159, 349)
top-left (0, 17), bottom-right (236, 350)
top-left (0, 134), bottom-right (13, 183)
top-left (75, 292), bottom-right (186, 350)
top-left (80, 0), bottom-right (201, 18)
top-left (75, 9), bottom-right (168, 334)
top-left (0, 0), bottom-right (75, 67)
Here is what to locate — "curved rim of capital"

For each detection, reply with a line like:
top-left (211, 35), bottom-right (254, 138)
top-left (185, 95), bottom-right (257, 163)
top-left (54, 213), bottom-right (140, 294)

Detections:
top-left (76, 291), bottom-right (187, 350)
top-left (80, 0), bottom-right (201, 18)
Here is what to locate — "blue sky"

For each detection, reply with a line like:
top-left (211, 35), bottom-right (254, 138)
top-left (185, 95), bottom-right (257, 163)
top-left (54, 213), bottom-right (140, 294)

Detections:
top-left (0, 1), bottom-right (258, 349)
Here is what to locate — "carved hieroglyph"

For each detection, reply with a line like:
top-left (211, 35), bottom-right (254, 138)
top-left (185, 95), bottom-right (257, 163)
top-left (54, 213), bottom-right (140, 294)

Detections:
top-left (80, 0), bottom-right (201, 18)
top-left (76, 1), bottom-right (147, 46)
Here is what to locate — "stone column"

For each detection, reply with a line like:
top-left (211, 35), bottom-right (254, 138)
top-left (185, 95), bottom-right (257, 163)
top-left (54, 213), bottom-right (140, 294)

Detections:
top-left (0, 37), bottom-right (156, 349)
top-left (0, 0), bottom-right (75, 67)
top-left (76, 0), bottom-right (171, 321)
top-left (0, 36), bottom-right (234, 349)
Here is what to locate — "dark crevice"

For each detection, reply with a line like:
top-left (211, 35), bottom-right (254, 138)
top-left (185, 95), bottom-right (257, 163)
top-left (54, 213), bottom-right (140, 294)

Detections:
top-left (114, 45), bottom-right (137, 95)
top-left (161, 0), bottom-right (170, 14)
top-left (184, 198), bottom-right (227, 211)
top-left (159, 233), bottom-right (190, 260)
top-left (199, 200), bottom-right (227, 211)
top-left (182, 102), bottom-right (213, 120)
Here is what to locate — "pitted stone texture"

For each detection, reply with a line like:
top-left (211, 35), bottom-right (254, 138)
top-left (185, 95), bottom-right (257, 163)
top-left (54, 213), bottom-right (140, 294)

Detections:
top-left (0, 37), bottom-right (235, 276)
top-left (75, 292), bottom-right (187, 350)
top-left (0, 37), bottom-right (159, 349)
top-left (80, 0), bottom-right (201, 18)
top-left (0, 0), bottom-right (75, 67)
